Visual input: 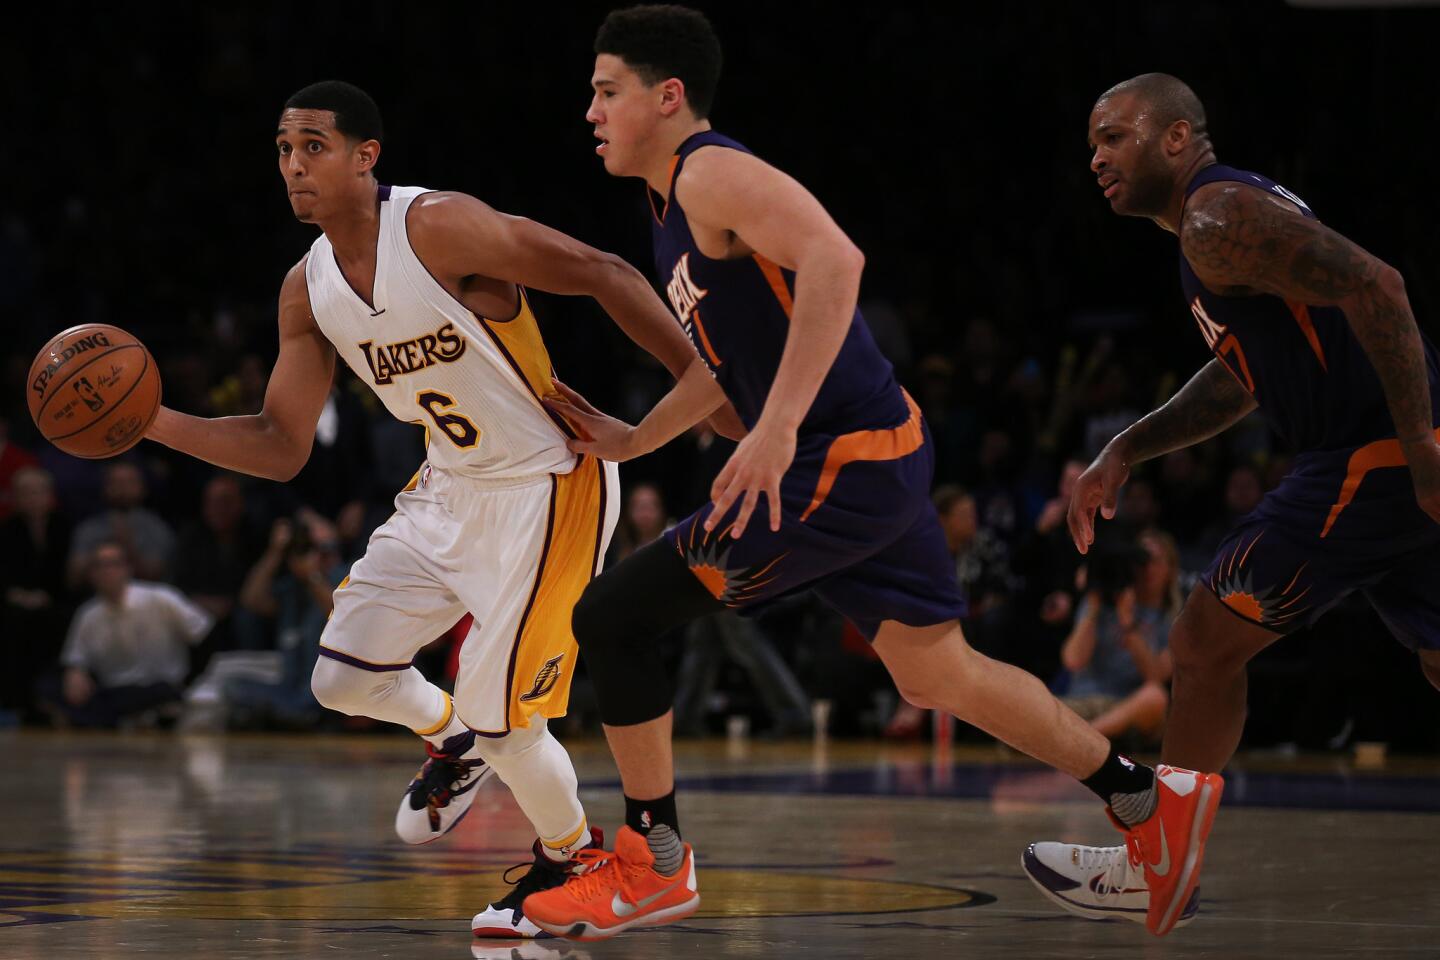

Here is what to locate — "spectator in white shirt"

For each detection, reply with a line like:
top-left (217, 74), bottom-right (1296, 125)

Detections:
top-left (46, 541), bottom-right (212, 727)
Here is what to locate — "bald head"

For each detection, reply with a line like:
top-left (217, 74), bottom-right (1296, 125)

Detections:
top-left (1097, 73), bottom-right (1209, 144)
top-left (1088, 73), bottom-right (1216, 222)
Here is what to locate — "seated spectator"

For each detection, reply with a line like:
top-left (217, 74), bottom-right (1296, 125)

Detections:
top-left (223, 515), bottom-right (349, 728)
top-left (0, 467), bottom-right (72, 721)
top-left (44, 541), bottom-right (213, 728)
top-left (68, 461), bottom-right (177, 588)
top-left (1059, 529), bottom-right (1181, 742)
top-left (176, 473), bottom-right (264, 648)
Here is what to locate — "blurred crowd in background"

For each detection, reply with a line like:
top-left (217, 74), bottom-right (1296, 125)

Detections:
top-left (2, 2), bottom-right (1439, 753)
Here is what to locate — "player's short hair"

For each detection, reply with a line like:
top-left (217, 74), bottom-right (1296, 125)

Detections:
top-left (595, 5), bottom-right (723, 118)
top-left (1099, 73), bottom-right (1208, 142)
top-left (283, 80), bottom-right (384, 144)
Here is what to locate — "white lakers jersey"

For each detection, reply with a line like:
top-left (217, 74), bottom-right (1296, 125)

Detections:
top-left (305, 185), bottom-right (576, 479)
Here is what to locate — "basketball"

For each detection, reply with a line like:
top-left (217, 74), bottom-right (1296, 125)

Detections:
top-left (26, 323), bottom-right (161, 459)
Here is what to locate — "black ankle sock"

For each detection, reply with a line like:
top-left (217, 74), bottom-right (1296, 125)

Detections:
top-left (625, 790), bottom-right (679, 839)
top-left (1081, 748), bottom-right (1155, 803)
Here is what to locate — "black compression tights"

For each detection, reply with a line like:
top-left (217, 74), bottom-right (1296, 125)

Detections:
top-left (573, 536), bottom-right (724, 727)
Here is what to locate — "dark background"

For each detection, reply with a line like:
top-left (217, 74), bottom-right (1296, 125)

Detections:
top-left (2, 0), bottom-right (1438, 746)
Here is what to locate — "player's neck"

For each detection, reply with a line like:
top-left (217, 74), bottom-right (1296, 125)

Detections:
top-left (1154, 152), bottom-right (1218, 235)
top-left (320, 182), bottom-right (384, 264)
top-left (642, 119), bottom-right (712, 194)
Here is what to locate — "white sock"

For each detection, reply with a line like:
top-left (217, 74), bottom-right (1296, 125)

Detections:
top-left (539, 820), bottom-right (589, 862)
top-left (419, 695), bottom-right (470, 750)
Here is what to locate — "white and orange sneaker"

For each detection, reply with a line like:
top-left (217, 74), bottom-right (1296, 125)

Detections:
top-left (522, 825), bottom-right (699, 941)
top-left (1121, 764), bottom-right (1224, 935)
top-left (1022, 840), bottom-right (1200, 927)
top-left (1025, 764), bottom-right (1221, 936)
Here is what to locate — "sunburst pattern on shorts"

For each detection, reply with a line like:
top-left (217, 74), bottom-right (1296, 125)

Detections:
top-left (1209, 529), bottom-right (1313, 628)
top-left (676, 518), bottom-right (789, 606)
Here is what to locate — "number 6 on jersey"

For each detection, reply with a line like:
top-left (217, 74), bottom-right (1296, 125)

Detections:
top-left (417, 389), bottom-right (480, 448)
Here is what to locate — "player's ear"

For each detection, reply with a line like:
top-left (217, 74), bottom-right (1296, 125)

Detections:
top-left (355, 139), bottom-right (381, 173)
top-left (1166, 120), bottom-right (1191, 156)
top-left (658, 77), bottom-right (687, 118)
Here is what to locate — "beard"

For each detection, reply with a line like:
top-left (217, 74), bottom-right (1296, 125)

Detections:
top-left (1117, 145), bottom-right (1173, 217)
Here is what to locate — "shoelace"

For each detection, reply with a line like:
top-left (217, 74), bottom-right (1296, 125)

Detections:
top-left (407, 754), bottom-right (478, 810)
top-left (492, 857), bottom-right (567, 914)
top-left (1076, 845), bottom-right (1135, 899)
top-left (562, 848), bottom-right (649, 905)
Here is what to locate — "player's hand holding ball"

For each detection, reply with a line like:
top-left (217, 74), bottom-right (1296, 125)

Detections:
top-left (27, 324), bottom-right (161, 458)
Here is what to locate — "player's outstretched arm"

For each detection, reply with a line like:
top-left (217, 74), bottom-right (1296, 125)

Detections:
top-left (406, 192), bottom-right (746, 440)
top-left (1181, 182), bottom-right (1440, 522)
top-left (543, 356), bottom-right (728, 462)
top-left (406, 192), bottom-right (699, 378)
top-left (677, 149), bottom-right (865, 537)
top-left (146, 258), bottom-right (335, 481)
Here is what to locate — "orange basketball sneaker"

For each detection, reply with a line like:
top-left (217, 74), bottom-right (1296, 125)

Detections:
top-left (1115, 764), bottom-right (1225, 936)
top-left (522, 825), bottom-right (699, 940)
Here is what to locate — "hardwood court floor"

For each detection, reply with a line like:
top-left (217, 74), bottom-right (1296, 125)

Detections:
top-left (1, 730), bottom-right (1437, 959)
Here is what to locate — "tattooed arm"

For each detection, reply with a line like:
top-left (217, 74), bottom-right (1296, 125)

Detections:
top-left (1114, 359), bottom-right (1257, 463)
top-left (1067, 360), bottom-right (1257, 553)
top-left (1180, 181), bottom-right (1440, 525)
top-left (1182, 182), bottom-right (1431, 440)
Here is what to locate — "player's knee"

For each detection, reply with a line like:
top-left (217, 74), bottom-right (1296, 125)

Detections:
top-left (572, 579), bottom-right (629, 658)
top-left (1168, 611), bottom-right (1223, 677)
top-left (890, 660), bottom-right (962, 712)
top-left (474, 718), bottom-right (546, 762)
top-left (309, 657), bottom-right (373, 716)
top-left (880, 625), bottom-right (976, 711)
top-left (1170, 613), bottom-right (1247, 680)
top-left (894, 683), bottom-right (940, 711)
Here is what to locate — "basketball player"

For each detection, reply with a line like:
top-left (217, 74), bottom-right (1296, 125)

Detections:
top-left (520, 7), bottom-right (1219, 940)
top-left (144, 80), bottom-right (731, 938)
top-left (1023, 73), bottom-right (1440, 926)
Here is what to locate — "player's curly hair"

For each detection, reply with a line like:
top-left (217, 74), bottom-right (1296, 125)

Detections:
top-left (283, 80), bottom-right (384, 144)
top-left (595, 5), bottom-right (723, 119)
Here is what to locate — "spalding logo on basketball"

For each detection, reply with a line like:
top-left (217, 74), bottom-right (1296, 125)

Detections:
top-left (27, 323), bottom-right (162, 459)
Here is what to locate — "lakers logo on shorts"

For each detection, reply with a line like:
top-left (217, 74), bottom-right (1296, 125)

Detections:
top-left (519, 653), bottom-right (565, 702)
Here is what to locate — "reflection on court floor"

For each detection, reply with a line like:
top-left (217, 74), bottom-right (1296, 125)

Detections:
top-left (0, 731), bottom-right (1436, 959)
